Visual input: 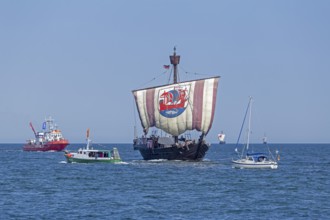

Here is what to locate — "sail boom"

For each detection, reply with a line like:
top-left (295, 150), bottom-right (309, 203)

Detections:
top-left (132, 76), bottom-right (220, 93)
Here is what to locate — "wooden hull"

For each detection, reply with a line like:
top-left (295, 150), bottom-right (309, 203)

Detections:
top-left (23, 140), bottom-right (69, 152)
top-left (134, 141), bottom-right (210, 161)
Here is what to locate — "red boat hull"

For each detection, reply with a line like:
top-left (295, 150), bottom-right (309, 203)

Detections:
top-left (23, 140), bottom-right (69, 152)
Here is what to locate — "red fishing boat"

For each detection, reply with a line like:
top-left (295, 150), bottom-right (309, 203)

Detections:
top-left (23, 117), bottom-right (69, 151)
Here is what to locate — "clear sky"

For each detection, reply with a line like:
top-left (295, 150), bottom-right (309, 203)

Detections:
top-left (1, 0), bottom-right (329, 143)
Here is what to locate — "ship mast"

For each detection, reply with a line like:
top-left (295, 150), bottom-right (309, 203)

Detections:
top-left (169, 47), bottom-right (181, 143)
top-left (170, 47), bottom-right (180, 84)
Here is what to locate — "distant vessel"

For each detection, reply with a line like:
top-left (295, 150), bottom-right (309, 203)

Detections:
top-left (232, 97), bottom-right (279, 169)
top-left (132, 47), bottom-right (220, 161)
top-left (218, 131), bottom-right (226, 144)
top-left (262, 134), bottom-right (267, 144)
top-left (64, 129), bottom-right (121, 163)
top-left (23, 117), bottom-right (69, 152)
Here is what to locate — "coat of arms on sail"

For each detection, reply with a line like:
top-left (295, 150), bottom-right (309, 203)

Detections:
top-left (158, 85), bottom-right (190, 118)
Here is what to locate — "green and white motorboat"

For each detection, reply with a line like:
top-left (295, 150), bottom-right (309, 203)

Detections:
top-left (64, 129), bottom-right (121, 163)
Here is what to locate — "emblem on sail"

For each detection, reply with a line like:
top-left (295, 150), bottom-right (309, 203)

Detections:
top-left (158, 85), bottom-right (190, 118)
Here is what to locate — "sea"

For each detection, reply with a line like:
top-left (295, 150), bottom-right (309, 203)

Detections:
top-left (0, 143), bottom-right (329, 220)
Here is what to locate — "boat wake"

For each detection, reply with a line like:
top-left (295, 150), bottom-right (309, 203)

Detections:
top-left (114, 161), bottom-right (129, 165)
top-left (148, 159), bottom-right (169, 162)
top-left (60, 160), bottom-right (128, 165)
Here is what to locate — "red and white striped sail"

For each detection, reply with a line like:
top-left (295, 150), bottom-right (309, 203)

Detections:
top-left (133, 76), bottom-right (220, 136)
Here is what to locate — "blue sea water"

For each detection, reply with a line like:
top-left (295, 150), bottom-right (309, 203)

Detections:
top-left (0, 143), bottom-right (329, 219)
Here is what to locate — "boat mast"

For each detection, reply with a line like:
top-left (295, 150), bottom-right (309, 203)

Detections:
top-left (86, 128), bottom-right (91, 150)
top-left (246, 97), bottom-right (253, 150)
top-left (45, 116), bottom-right (55, 131)
top-left (170, 47), bottom-right (180, 84)
top-left (169, 47), bottom-right (181, 143)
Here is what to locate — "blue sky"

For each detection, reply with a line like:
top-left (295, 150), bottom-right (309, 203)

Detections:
top-left (1, 0), bottom-right (329, 143)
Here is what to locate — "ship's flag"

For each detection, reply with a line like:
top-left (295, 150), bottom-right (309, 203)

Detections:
top-left (163, 65), bottom-right (170, 69)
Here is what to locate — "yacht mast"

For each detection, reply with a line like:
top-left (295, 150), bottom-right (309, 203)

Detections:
top-left (246, 97), bottom-right (253, 150)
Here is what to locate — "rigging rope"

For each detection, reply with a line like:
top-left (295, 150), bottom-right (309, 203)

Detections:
top-left (135, 70), bottom-right (170, 89)
top-left (235, 99), bottom-right (251, 149)
top-left (167, 68), bottom-right (172, 84)
top-left (179, 66), bottom-right (215, 78)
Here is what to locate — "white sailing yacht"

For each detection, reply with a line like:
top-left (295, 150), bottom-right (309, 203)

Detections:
top-left (232, 97), bottom-right (279, 169)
